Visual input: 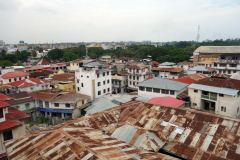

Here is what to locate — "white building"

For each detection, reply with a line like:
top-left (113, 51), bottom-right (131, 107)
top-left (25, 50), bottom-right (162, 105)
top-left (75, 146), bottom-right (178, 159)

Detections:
top-left (7, 78), bottom-right (50, 93)
top-left (188, 76), bottom-right (240, 118)
top-left (158, 62), bottom-right (175, 68)
top-left (111, 71), bottom-right (128, 93)
top-left (175, 62), bottom-right (194, 73)
top-left (1, 70), bottom-right (30, 84)
top-left (126, 65), bottom-right (151, 92)
top-left (151, 67), bottom-right (184, 79)
top-left (187, 65), bottom-right (216, 75)
top-left (75, 61), bottom-right (112, 100)
top-left (137, 77), bottom-right (188, 99)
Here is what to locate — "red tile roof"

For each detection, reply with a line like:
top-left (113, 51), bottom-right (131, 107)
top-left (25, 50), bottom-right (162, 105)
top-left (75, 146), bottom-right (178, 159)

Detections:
top-left (147, 97), bottom-right (185, 107)
top-left (151, 67), bottom-right (184, 72)
top-left (0, 94), bottom-right (14, 101)
top-left (1, 70), bottom-right (30, 79)
top-left (37, 58), bottom-right (50, 65)
top-left (29, 90), bottom-right (58, 101)
top-left (126, 65), bottom-right (141, 69)
top-left (112, 71), bottom-right (127, 76)
top-left (152, 61), bottom-right (160, 65)
top-left (167, 77), bottom-right (196, 85)
top-left (184, 73), bottom-right (208, 81)
top-left (0, 101), bottom-right (10, 108)
top-left (70, 59), bottom-right (83, 63)
top-left (50, 73), bottom-right (75, 82)
top-left (177, 62), bottom-right (193, 65)
top-left (8, 78), bottom-right (49, 88)
top-left (146, 77), bottom-right (155, 80)
top-left (0, 107), bottom-right (30, 131)
top-left (194, 77), bottom-right (240, 90)
top-left (210, 73), bottom-right (231, 79)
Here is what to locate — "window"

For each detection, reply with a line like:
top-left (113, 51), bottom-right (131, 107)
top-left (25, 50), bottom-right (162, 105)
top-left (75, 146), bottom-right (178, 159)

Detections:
top-left (3, 130), bottom-right (13, 141)
top-left (98, 82), bottom-right (101, 86)
top-left (81, 75), bottom-right (83, 77)
top-left (103, 73), bottom-right (105, 76)
top-left (133, 76), bottom-right (135, 80)
top-left (9, 79), bottom-right (11, 82)
top-left (98, 91), bottom-right (101, 95)
top-left (55, 103), bottom-right (59, 107)
top-left (108, 88), bottom-right (110, 92)
top-left (14, 78), bottom-right (17, 81)
top-left (87, 76), bottom-right (89, 78)
top-left (144, 75), bottom-right (145, 79)
top-left (129, 75), bottom-right (132, 79)
top-left (153, 88), bottom-right (160, 93)
top-left (129, 69), bottom-right (132, 72)
top-left (25, 77), bottom-right (27, 79)
top-left (65, 104), bottom-right (70, 107)
top-left (19, 77), bottom-right (21, 80)
top-left (25, 103), bottom-right (30, 110)
top-left (193, 103), bottom-right (197, 106)
top-left (103, 89), bottom-right (106, 93)
top-left (219, 94), bottom-right (224, 97)
top-left (97, 74), bottom-right (99, 78)
top-left (130, 81), bottom-right (131, 85)
top-left (0, 108), bottom-right (3, 118)
top-left (107, 79), bottom-right (109, 84)
top-left (166, 90), bottom-right (169, 94)
top-left (81, 83), bottom-right (84, 87)
top-left (77, 79), bottom-right (79, 83)
top-left (45, 101), bottom-right (49, 108)
top-left (133, 82), bottom-right (135, 85)
top-left (146, 87), bottom-right (152, 92)
top-left (82, 100), bottom-right (84, 105)
top-left (42, 85), bottom-right (44, 89)
top-left (161, 89), bottom-right (166, 94)
top-left (221, 106), bottom-right (226, 112)
top-left (194, 90), bottom-right (198, 93)
top-left (73, 85), bottom-right (75, 89)
top-left (39, 101), bottom-right (43, 106)
top-left (103, 81), bottom-right (105, 85)
top-left (78, 87), bottom-right (80, 91)
top-left (137, 76), bottom-right (139, 80)
top-left (181, 66), bottom-right (183, 68)
top-left (170, 90), bottom-right (175, 95)
top-left (139, 87), bottom-right (145, 91)
top-left (107, 72), bottom-right (109, 75)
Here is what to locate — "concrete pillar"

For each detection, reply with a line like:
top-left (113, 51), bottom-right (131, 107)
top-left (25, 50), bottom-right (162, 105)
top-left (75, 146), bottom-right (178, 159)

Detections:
top-left (61, 113), bottom-right (64, 119)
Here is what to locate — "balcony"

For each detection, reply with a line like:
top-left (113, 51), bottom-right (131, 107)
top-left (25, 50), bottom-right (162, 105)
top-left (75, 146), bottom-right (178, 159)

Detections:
top-left (201, 94), bottom-right (217, 101)
top-left (112, 84), bottom-right (121, 88)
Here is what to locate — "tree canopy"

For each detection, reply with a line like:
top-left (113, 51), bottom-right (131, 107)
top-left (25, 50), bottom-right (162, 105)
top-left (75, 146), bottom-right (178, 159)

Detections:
top-left (0, 60), bottom-right (13, 66)
top-left (47, 48), bottom-right (64, 60)
top-left (63, 52), bottom-right (78, 62)
top-left (4, 54), bottom-right (17, 63)
top-left (19, 50), bottom-right (31, 62)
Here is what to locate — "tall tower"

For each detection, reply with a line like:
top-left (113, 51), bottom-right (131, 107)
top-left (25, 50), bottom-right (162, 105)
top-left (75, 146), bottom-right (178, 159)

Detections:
top-left (196, 25), bottom-right (200, 43)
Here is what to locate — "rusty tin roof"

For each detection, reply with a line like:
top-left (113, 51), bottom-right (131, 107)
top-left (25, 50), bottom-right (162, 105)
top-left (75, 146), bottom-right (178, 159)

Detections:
top-left (5, 100), bottom-right (240, 159)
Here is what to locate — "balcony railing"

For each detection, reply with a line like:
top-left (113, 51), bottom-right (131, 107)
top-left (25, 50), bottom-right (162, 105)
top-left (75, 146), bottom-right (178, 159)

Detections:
top-left (112, 84), bottom-right (121, 88)
top-left (201, 94), bottom-right (217, 101)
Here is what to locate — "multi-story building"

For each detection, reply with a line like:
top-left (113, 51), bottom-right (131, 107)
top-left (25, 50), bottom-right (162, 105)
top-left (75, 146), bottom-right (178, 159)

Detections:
top-left (69, 59), bottom-right (84, 71)
top-left (75, 61), bottom-right (112, 100)
top-left (126, 65), bottom-right (151, 92)
top-left (99, 55), bottom-right (113, 62)
top-left (188, 75), bottom-right (240, 118)
top-left (1, 70), bottom-right (30, 84)
top-left (111, 71), bottom-right (127, 93)
top-left (213, 53), bottom-right (240, 74)
top-left (187, 65), bottom-right (216, 75)
top-left (175, 62), bottom-right (194, 73)
top-left (151, 67), bottom-right (184, 79)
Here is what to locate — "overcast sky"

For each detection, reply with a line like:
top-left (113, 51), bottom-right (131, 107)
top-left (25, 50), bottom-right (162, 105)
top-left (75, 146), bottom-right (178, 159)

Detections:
top-left (1, 0), bottom-right (240, 44)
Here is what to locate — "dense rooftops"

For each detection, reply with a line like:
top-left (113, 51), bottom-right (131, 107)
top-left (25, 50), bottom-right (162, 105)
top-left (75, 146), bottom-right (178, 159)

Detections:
top-left (151, 67), bottom-right (184, 72)
top-left (1, 70), bottom-right (30, 79)
top-left (8, 78), bottom-right (49, 88)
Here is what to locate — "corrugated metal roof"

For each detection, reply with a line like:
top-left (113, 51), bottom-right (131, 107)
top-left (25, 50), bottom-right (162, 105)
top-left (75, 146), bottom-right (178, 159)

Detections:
top-left (138, 77), bottom-right (188, 91)
top-left (188, 83), bottom-right (239, 96)
top-left (83, 62), bottom-right (101, 67)
top-left (5, 100), bottom-right (240, 159)
top-left (194, 46), bottom-right (240, 54)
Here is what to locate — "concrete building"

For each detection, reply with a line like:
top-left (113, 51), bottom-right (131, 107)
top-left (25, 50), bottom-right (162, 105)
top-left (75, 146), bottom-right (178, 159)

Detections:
top-left (188, 75), bottom-right (240, 118)
top-left (126, 64), bottom-right (151, 92)
top-left (99, 55), bottom-right (113, 62)
top-left (30, 89), bottom-right (89, 119)
top-left (7, 78), bottom-right (50, 93)
top-left (137, 77), bottom-right (188, 98)
top-left (75, 61), bottom-right (112, 100)
top-left (175, 62), bottom-right (194, 73)
top-left (0, 70), bottom-right (30, 84)
top-left (158, 62), bottom-right (175, 68)
top-left (187, 65), bottom-right (216, 75)
top-left (0, 100), bottom-right (29, 159)
top-left (193, 46), bottom-right (240, 64)
top-left (111, 71), bottom-right (127, 93)
top-left (69, 59), bottom-right (84, 71)
top-left (151, 67), bottom-right (184, 79)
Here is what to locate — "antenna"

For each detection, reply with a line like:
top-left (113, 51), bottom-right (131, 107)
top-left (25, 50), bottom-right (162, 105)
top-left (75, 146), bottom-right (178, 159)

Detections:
top-left (196, 25), bottom-right (200, 43)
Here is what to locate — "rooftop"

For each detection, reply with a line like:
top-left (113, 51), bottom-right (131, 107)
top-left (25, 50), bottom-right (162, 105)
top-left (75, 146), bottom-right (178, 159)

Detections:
top-left (50, 73), bottom-right (75, 82)
top-left (53, 92), bottom-right (89, 104)
top-left (177, 62), bottom-right (193, 65)
top-left (147, 96), bottom-right (185, 107)
top-left (138, 77), bottom-right (188, 91)
top-left (8, 78), bottom-right (49, 88)
top-left (159, 62), bottom-right (175, 66)
top-left (151, 67), bottom-right (184, 72)
top-left (5, 100), bottom-right (240, 159)
top-left (167, 76), bottom-right (196, 85)
top-left (0, 94), bottom-right (14, 101)
top-left (184, 73), bottom-right (208, 81)
top-left (151, 61), bottom-right (160, 65)
top-left (194, 46), bottom-right (240, 54)
top-left (37, 58), bottom-right (50, 65)
top-left (111, 71), bottom-right (127, 76)
top-left (6, 91), bottom-right (35, 105)
top-left (1, 70), bottom-right (30, 79)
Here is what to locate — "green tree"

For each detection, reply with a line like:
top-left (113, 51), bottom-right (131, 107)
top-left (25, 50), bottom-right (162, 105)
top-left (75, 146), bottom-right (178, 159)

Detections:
top-left (63, 52), bottom-right (78, 62)
top-left (39, 48), bottom-right (43, 53)
top-left (184, 46), bottom-right (195, 52)
top-left (47, 48), bottom-right (64, 60)
top-left (89, 52), bottom-right (96, 59)
top-left (0, 60), bottom-right (13, 66)
top-left (32, 50), bottom-right (37, 58)
top-left (87, 47), bottom-right (105, 58)
top-left (0, 49), bottom-right (6, 59)
top-left (42, 56), bottom-right (51, 62)
top-left (16, 63), bottom-right (24, 66)
top-left (4, 54), bottom-right (17, 63)
top-left (15, 49), bottom-right (20, 59)
top-left (175, 41), bottom-right (192, 49)
top-left (120, 49), bottom-right (136, 57)
top-left (19, 50), bottom-right (31, 62)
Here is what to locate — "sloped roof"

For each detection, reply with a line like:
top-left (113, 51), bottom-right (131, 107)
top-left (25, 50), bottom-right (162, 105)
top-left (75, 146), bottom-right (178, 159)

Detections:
top-left (194, 77), bottom-right (240, 90)
top-left (6, 91), bottom-right (35, 105)
top-left (147, 97), bottom-right (185, 107)
top-left (125, 65), bottom-right (141, 69)
top-left (37, 58), bottom-right (50, 65)
top-left (5, 100), bottom-right (240, 159)
top-left (151, 61), bottom-right (160, 65)
top-left (0, 101), bottom-right (10, 108)
top-left (194, 46), bottom-right (240, 54)
top-left (231, 73), bottom-right (240, 80)
top-left (184, 73), bottom-right (208, 81)
top-left (1, 70), bottom-right (30, 79)
top-left (151, 67), bottom-right (184, 72)
top-left (53, 93), bottom-right (89, 104)
top-left (167, 76), bottom-right (196, 85)
top-left (178, 62), bottom-right (193, 65)
top-left (29, 90), bottom-right (58, 101)
top-left (0, 94), bottom-right (14, 101)
top-left (112, 71), bottom-right (127, 76)
top-left (8, 78), bottom-right (49, 88)
top-left (210, 73), bottom-right (231, 79)
top-left (50, 73), bottom-right (75, 82)
top-left (138, 77), bottom-right (188, 91)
